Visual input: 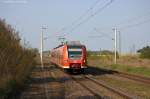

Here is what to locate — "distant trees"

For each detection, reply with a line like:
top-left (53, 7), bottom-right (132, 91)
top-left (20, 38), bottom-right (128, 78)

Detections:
top-left (137, 46), bottom-right (150, 59)
top-left (100, 50), bottom-right (114, 55)
top-left (0, 19), bottom-right (37, 98)
top-left (87, 50), bottom-right (115, 56)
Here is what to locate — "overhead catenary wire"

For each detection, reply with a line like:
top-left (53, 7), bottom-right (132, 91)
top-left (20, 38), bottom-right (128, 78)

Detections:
top-left (45, 0), bottom-right (102, 42)
top-left (93, 28), bottom-right (114, 40)
top-left (67, 0), bottom-right (114, 34)
top-left (95, 11), bottom-right (150, 31)
top-left (55, 0), bottom-right (102, 37)
top-left (88, 35), bottom-right (104, 38)
top-left (48, 0), bottom-right (114, 41)
top-left (57, 0), bottom-right (114, 37)
top-left (119, 17), bottom-right (150, 30)
top-left (92, 11), bottom-right (150, 54)
top-left (116, 11), bottom-right (150, 27)
top-left (68, 0), bottom-right (102, 29)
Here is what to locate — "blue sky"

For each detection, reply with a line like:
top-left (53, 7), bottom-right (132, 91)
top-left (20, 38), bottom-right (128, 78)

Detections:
top-left (0, 0), bottom-right (150, 53)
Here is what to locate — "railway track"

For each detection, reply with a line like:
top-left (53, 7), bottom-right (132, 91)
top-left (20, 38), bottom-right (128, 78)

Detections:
top-left (88, 66), bottom-right (150, 85)
top-left (50, 66), bottom-right (100, 99)
top-left (71, 74), bottom-right (137, 99)
top-left (21, 65), bottom-right (147, 99)
top-left (52, 66), bottom-right (150, 99)
top-left (53, 65), bottom-right (132, 98)
top-left (113, 71), bottom-right (150, 85)
top-left (51, 65), bottom-right (141, 99)
top-left (71, 76), bottom-right (103, 99)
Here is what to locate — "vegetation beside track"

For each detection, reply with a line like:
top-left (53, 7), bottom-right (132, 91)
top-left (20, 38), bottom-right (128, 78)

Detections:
top-left (87, 54), bottom-right (150, 77)
top-left (0, 19), bottom-right (37, 99)
top-left (105, 64), bottom-right (150, 77)
top-left (96, 75), bottom-right (150, 98)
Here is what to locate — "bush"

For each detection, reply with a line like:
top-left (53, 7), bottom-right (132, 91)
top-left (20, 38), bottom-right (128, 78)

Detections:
top-left (137, 46), bottom-right (150, 59)
top-left (0, 19), bottom-right (36, 98)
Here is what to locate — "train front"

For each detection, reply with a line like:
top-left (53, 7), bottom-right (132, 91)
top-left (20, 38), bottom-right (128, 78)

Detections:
top-left (67, 45), bottom-right (87, 72)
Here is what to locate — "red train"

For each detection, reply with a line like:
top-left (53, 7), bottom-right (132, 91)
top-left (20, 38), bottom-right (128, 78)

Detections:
top-left (50, 41), bottom-right (87, 72)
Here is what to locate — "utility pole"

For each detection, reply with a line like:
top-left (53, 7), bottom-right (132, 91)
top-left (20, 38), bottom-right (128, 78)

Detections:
top-left (118, 31), bottom-right (121, 56)
top-left (113, 28), bottom-right (117, 64)
top-left (40, 27), bottom-right (46, 68)
top-left (40, 26), bottom-right (49, 99)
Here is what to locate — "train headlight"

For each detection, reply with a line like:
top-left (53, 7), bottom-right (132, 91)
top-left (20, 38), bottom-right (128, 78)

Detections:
top-left (83, 59), bottom-right (86, 63)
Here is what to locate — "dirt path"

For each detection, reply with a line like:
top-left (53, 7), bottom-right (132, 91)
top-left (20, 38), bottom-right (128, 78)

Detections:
top-left (19, 65), bottom-right (99, 99)
top-left (20, 65), bottom-right (64, 99)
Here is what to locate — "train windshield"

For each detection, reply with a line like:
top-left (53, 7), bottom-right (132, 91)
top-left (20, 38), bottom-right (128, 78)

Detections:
top-left (68, 46), bottom-right (82, 59)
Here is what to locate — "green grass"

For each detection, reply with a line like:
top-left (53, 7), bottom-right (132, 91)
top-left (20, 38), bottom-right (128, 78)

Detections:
top-left (94, 64), bottom-right (150, 78)
top-left (98, 76), bottom-right (150, 98)
top-left (87, 55), bottom-right (150, 78)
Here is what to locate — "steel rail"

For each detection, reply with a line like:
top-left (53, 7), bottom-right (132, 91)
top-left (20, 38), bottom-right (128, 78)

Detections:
top-left (84, 75), bottom-right (137, 99)
top-left (114, 72), bottom-right (150, 85)
top-left (88, 66), bottom-right (150, 85)
top-left (71, 76), bottom-right (103, 99)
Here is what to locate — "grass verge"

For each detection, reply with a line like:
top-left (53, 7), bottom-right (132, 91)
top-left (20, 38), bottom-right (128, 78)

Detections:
top-left (102, 64), bottom-right (150, 78)
top-left (87, 56), bottom-right (150, 77)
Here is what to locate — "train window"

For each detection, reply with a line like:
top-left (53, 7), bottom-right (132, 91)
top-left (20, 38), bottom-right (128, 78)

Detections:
top-left (68, 46), bottom-right (82, 58)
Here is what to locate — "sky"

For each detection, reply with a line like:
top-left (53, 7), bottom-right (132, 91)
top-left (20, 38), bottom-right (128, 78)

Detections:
top-left (0, 0), bottom-right (150, 53)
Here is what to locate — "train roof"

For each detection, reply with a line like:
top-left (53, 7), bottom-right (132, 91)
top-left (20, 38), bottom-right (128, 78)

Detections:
top-left (53, 41), bottom-right (85, 49)
top-left (66, 41), bottom-right (81, 45)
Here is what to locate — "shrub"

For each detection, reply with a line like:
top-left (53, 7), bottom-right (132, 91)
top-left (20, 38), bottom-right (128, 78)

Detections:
top-left (0, 19), bottom-right (36, 98)
top-left (137, 46), bottom-right (150, 59)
